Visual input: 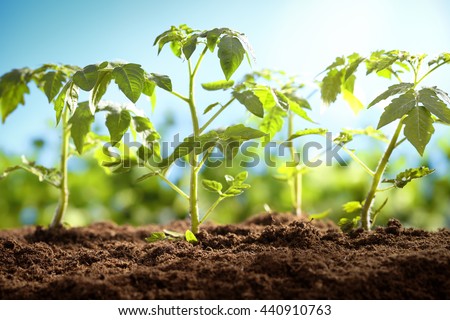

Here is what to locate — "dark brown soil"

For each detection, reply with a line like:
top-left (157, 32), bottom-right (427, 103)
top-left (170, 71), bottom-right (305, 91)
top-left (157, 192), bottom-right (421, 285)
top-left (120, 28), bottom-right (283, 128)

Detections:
top-left (0, 213), bottom-right (449, 299)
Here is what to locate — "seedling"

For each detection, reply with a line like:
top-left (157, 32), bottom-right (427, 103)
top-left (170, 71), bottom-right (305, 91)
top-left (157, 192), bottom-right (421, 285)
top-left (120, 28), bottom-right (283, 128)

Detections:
top-left (0, 64), bottom-right (96, 228)
top-left (239, 69), bottom-right (319, 217)
top-left (321, 51), bottom-right (450, 230)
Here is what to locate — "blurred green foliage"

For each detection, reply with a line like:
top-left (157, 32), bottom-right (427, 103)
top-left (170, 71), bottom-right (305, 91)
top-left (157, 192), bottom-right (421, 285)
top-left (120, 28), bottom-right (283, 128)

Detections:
top-left (0, 135), bottom-right (449, 230)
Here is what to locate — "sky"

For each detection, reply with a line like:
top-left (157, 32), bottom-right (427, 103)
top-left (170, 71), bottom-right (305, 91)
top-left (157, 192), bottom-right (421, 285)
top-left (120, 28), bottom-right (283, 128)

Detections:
top-left (1, 0), bottom-right (450, 168)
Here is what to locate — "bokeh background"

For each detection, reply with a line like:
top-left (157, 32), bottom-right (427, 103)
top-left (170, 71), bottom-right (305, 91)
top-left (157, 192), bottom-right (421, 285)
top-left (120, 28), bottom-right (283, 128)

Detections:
top-left (1, 0), bottom-right (449, 229)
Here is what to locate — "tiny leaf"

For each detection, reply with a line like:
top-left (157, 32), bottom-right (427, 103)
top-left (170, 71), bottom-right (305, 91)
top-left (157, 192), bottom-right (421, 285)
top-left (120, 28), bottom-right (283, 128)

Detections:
top-left (185, 230), bottom-right (198, 244)
top-left (150, 73), bottom-right (172, 92)
top-left (202, 179), bottom-right (223, 193)
top-left (287, 128), bottom-right (327, 141)
top-left (146, 232), bottom-right (166, 243)
top-left (201, 80), bottom-right (235, 91)
top-left (203, 102), bottom-right (220, 114)
top-left (73, 64), bottom-right (99, 91)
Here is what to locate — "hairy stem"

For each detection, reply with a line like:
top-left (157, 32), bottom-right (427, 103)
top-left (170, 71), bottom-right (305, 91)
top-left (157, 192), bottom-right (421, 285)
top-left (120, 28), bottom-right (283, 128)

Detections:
top-left (360, 119), bottom-right (403, 230)
top-left (187, 47), bottom-right (208, 234)
top-left (50, 108), bottom-right (70, 229)
top-left (199, 97), bottom-right (235, 134)
top-left (287, 112), bottom-right (302, 217)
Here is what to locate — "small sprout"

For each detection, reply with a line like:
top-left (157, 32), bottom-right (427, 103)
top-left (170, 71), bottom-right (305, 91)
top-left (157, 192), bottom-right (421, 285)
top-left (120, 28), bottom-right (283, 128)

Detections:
top-left (145, 232), bottom-right (166, 243)
top-left (185, 230), bottom-right (198, 244)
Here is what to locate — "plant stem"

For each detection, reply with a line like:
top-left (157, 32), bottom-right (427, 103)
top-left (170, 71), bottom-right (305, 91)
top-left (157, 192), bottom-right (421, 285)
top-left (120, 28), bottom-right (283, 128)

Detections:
top-left (287, 112), bottom-right (302, 217)
top-left (143, 164), bottom-right (190, 200)
top-left (199, 196), bottom-right (223, 225)
top-left (187, 47), bottom-right (208, 234)
top-left (50, 108), bottom-right (70, 229)
top-left (170, 90), bottom-right (189, 103)
top-left (360, 119), bottom-right (404, 230)
top-left (341, 146), bottom-right (375, 176)
top-left (199, 97), bottom-right (235, 134)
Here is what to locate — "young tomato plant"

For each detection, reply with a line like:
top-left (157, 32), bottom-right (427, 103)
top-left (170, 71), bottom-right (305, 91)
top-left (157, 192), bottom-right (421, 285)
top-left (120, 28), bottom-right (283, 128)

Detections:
top-left (321, 51), bottom-right (450, 230)
top-left (239, 69), bottom-right (320, 217)
top-left (0, 64), bottom-right (95, 228)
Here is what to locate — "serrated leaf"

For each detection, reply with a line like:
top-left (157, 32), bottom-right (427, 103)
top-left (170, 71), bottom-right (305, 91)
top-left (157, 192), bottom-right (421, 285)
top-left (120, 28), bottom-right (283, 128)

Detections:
top-left (142, 77), bottom-right (156, 97)
top-left (321, 69), bottom-right (342, 105)
top-left (202, 179), bottom-right (223, 193)
top-left (150, 73), bottom-right (172, 92)
top-left (201, 80), bottom-right (235, 91)
top-left (403, 106), bottom-right (435, 156)
top-left (288, 99), bottom-right (314, 122)
top-left (418, 88), bottom-right (450, 123)
top-left (203, 102), bottom-right (220, 114)
top-left (185, 230), bottom-right (198, 244)
top-left (233, 90), bottom-right (264, 117)
top-left (54, 81), bottom-right (70, 124)
top-left (112, 64), bottom-right (144, 103)
top-left (40, 71), bottom-right (66, 102)
top-left (73, 64), bottom-right (99, 91)
top-left (145, 232), bottom-right (166, 243)
top-left (378, 91), bottom-right (416, 129)
top-left (69, 103), bottom-right (95, 154)
top-left (0, 68), bottom-right (32, 123)
top-left (259, 106), bottom-right (285, 145)
top-left (368, 83), bottom-right (414, 108)
top-left (383, 166), bottom-right (435, 188)
top-left (342, 201), bottom-right (362, 213)
top-left (221, 124), bottom-right (266, 140)
top-left (252, 86), bottom-right (277, 110)
top-left (90, 70), bottom-right (112, 111)
top-left (287, 128), bottom-right (327, 141)
top-left (326, 56), bottom-right (345, 70)
top-left (218, 36), bottom-right (245, 80)
top-left (0, 157), bottom-right (61, 187)
top-left (105, 109), bottom-right (131, 145)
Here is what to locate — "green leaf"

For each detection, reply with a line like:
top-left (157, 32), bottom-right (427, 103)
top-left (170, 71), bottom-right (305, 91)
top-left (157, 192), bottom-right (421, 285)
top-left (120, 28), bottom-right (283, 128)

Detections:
top-left (418, 88), bottom-right (450, 123)
top-left (338, 216), bottom-right (360, 232)
top-left (383, 166), bottom-right (435, 188)
top-left (221, 124), bottom-right (266, 140)
top-left (142, 77), bottom-right (156, 97)
top-left (309, 209), bottom-right (331, 220)
top-left (403, 106), bottom-right (435, 156)
top-left (342, 201), bottom-right (362, 213)
top-left (182, 34), bottom-right (198, 60)
top-left (233, 90), bottom-right (264, 117)
top-left (73, 64), bottom-right (99, 91)
top-left (234, 171), bottom-right (248, 183)
top-left (368, 83), bottom-right (414, 108)
top-left (274, 90), bottom-right (290, 110)
top-left (378, 91), bottom-right (416, 129)
top-left (112, 64), bottom-right (144, 103)
top-left (342, 75), bottom-right (363, 113)
top-left (287, 128), bottom-right (327, 141)
top-left (288, 99), bottom-right (314, 122)
top-left (218, 36), bottom-right (245, 80)
top-left (252, 86), bottom-right (277, 110)
top-left (203, 102), bottom-right (220, 114)
top-left (259, 106), bottom-right (285, 145)
top-left (40, 71), bottom-right (66, 102)
top-left (145, 232), bottom-right (166, 243)
top-left (105, 109), bottom-right (131, 145)
top-left (69, 103), bottom-right (95, 154)
top-left (185, 230), bottom-right (198, 244)
top-left (0, 156), bottom-right (61, 187)
top-left (54, 81), bottom-right (70, 124)
top-left (342, 126), bottom-right (388, 142)
top-left (201, 80), bottom-right (235, 91)
top-left (202, 179), bottom-right (223, 193)
top-left (150, 73), bottom-right (172, 92)
top-left (0, 68), bottom-right (32, 123)
top-left (205, 28), bottom-right (224, 52)
top-left (326, 56), bottom-right (345, 70)
top-left (321, 69), bottom-right (342, 105)
top-left (133, 116), bottom-right (155, 132)
top-left (90, 70), bottom-right (112, 111)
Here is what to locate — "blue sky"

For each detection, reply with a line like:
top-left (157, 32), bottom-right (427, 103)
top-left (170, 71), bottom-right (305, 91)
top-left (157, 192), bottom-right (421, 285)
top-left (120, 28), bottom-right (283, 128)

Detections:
top-left (1, 0), bottom-right (450, 167)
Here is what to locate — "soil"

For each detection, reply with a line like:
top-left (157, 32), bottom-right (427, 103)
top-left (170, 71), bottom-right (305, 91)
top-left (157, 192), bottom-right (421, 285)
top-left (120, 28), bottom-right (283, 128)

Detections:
top-left (0, 213), bottom-right (449, 299)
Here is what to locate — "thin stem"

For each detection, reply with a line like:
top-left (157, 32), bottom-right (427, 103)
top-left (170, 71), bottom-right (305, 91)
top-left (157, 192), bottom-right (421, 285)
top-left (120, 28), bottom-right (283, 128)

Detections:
top-left (199, 196), bottom-right (223, 225)
top-left (408, 60), bottom-right (418, 83)
top-left (195, 147), bottom-right (213, 173)
top-left (395, 137), bottom-right (407, 148)
top-left (143, 164), bottom-right (190, 201)
top-left (341, 146), bottom-right (375, 176)
top-left (170, 90), bottom-right (189, 103)
top-left (376, 185), bottom-right (395, 193)
top-left (287, 112), bottom-right (302, 216)
top-left (360, 119), bottom-right (404, 230)
top-left (187, 47), bottom-right (208, 234)
top-left (199, 98), bottom-right (235, 134)
top-left (416, 60), bottom-right (449, 86)
top-left (50, 108), bottom-right (70, 229)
